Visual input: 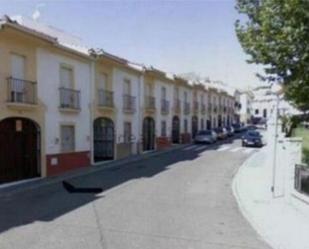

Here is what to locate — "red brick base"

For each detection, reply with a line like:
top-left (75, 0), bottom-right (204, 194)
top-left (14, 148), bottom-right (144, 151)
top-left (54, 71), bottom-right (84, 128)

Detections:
top-left (181, 133), bottom-right (192, 144)
top-left (46, 151), bottom-right (90, 176)
top-left (156, 136), bottom-right (172, 150)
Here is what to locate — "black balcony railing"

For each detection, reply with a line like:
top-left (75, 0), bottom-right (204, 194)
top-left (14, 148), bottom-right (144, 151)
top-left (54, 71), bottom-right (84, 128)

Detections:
top-left (184, 102), bottom-right (190, 115)
top-left (98, 89), bottom-right (114, 108)
top-left (123, 94), bottom-right (136, 112)
top-left (7, 77), bottom-right (37, 104)
top-left (174, 99), bottom-right (181, 112)
top-left (145, 95), bottom-right (156, 110)
top-left (161, 99), bottom-right (169, 114)
top-left (59, 87), bottom-right (80, 109)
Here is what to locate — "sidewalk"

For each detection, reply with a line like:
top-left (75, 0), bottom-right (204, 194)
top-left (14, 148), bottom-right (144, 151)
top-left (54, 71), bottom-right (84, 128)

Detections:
top-left (233, 146), bottom-right (309, 249)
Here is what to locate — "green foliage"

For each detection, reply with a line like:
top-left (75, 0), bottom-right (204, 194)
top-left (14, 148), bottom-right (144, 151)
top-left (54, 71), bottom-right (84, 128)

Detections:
top-left (292, 126), bottom-right (309, 165)
top-left (235, 0), bottom-right (309, 111)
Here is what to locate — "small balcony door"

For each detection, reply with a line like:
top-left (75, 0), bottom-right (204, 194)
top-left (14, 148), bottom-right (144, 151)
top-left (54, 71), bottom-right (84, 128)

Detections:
top-left (60, 66), bottom-right (74, 89)
top-left (11, 54), bottom-right (26, 102)
top-left (98, 73), bottom-right (107, 90)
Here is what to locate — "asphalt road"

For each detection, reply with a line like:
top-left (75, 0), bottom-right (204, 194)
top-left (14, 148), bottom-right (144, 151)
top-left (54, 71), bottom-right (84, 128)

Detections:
top-left (0, 137), bottom-right (272, 249)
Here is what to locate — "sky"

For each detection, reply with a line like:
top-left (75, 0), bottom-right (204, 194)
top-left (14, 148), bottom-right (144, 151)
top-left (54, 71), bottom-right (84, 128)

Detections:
top-left (0, 0), bottom-right (264, 90)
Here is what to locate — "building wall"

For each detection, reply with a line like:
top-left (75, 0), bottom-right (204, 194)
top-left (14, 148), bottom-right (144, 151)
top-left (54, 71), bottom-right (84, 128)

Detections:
top-left (0, 28), bottom-right (47, 177)
top-left (37, 47), bottom-right (92, 176)
top-left (113, 66), bottom-right (141, 158)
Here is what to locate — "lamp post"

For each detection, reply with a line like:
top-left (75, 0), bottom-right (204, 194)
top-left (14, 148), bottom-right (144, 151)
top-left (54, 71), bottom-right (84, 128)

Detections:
top-left (271, 83), bottom-right (282, 198)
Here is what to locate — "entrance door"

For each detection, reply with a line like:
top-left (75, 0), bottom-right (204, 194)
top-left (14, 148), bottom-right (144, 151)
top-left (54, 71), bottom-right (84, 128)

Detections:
top-left (192, 116), bottom-right (198, 138)
top-left (94, 118), bottom-right (114, 162)
top-left (0, 118), bottom-right (40, 184)
top-left (172, 116), bottom-right (180, 144)
top-left (143, 117), bottom-right (155, 151)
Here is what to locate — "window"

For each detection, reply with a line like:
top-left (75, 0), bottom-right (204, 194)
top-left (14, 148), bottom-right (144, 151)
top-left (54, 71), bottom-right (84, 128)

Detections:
top-left (161, 87), bottom-right (166, 100)
top-left (124, 122), bottom-right (132, 143)
top-left (184, 119), bottom-right (188, 133)
top-left (61, 125), bottom-right (75, 152)
top-left (174, 87), bottom-right (179, 99)
top-left (184, 92), bottom-right (188, 102)
top-left (10, 54), bottom-right (26, 102)
top-left (60, 66), bottom-right (74, 88)
top-left (11, 54), bottom-right (25, 79)
top-left (145, 84), bottom-right (153, 96)
top-left (201, 119), bottom-right (204, 129)
top-left (263, 109), bottom-right (267, 118)
top-left (255, 109), bottom-right (259, 115)
top-left (123, 79), bottom-right (131, 95)
top-left (161, 120), bottom-right (167, 137)
top-left (98, 73), bottom-right (107, 90)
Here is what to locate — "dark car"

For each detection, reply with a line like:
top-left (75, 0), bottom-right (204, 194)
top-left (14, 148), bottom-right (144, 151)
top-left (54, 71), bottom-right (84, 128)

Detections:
top-left (241, 130), bottom-right (263, 147)
top-left (232, 123), bottom-right (242, 133)
top-left (215, 127), bottom-right (228, 139)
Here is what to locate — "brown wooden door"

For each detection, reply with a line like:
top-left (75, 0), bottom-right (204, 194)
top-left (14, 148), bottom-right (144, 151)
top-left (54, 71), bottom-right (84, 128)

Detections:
top-left (0, 118), bottom-right (40, 184)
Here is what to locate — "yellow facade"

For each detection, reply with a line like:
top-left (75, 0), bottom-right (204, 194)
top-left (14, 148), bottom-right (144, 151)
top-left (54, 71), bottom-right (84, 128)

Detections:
top-left (0, 26), bottom-right (47, 176)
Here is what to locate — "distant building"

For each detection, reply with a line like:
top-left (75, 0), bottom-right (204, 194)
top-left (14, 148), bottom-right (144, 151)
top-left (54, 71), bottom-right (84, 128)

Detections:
top-left (239, 90), bottom-right (254, 124)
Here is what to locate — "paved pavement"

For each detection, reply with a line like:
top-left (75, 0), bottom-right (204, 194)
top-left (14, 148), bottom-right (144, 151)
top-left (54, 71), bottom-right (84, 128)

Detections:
top-left (0, 137), bottom-right (272, 249)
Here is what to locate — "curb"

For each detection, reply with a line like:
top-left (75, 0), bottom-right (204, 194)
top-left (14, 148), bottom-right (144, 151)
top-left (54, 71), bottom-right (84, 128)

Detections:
top-left (232, 147), bottom-right (281, 249)
top-left (0, 144), bottom-right (188, 197)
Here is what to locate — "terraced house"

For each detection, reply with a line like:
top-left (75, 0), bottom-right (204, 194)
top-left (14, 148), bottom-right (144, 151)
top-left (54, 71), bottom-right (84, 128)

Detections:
top-left (0, 15), bottom-right (238, 185)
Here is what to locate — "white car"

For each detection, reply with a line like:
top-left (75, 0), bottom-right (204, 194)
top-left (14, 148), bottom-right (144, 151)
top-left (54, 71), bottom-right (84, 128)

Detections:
top-left (194, 130), bottom-right (217, 144)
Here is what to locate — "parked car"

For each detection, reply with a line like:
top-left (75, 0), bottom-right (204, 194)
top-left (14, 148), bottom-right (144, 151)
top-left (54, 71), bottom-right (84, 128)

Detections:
top-left (215, 127), bottom-right (228, 139)
top-left (241, 130), bottom-right (263, 147)
top-left (194, 130), bottom-right (217, 144)
top-left (232, 123), bottom-right (242, 133)
top-left (246, 124), bottom-right (257, 130)
top-left (226, 126), bottom-right (234, 136)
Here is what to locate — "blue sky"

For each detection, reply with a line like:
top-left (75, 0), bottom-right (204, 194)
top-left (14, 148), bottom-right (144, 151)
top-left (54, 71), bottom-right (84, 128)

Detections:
top-left (0, 0), bottom-right (264, 89)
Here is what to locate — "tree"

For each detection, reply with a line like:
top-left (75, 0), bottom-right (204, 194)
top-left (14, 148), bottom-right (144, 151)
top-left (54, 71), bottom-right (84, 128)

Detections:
top-left (235, 0), bottom-right (309, 111)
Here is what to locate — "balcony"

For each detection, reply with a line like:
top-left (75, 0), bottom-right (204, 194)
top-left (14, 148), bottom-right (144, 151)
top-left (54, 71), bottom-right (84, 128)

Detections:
top-left (193, 101), bottom-right (199, 113)
top-left (184, 102), bottom-right (190, 115)
top-left (7, 77), bottom-right (37, 108)
top-left (145, 95), bottom-right (156, 111)
top-left (59, 87), bottom-right (80, 111)
top-left (98, 89), bottom-right (114, 108)
top-left (123, 94), bottom-right (136, 113)
top-left (161, 99), bottom-right (169, 115)
top-left (173, 99), bottom-right (181, 113)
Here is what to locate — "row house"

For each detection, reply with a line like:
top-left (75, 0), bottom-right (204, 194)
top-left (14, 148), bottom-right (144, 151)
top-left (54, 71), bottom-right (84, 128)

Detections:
top-left (0, 16), bottom-right (238, 185)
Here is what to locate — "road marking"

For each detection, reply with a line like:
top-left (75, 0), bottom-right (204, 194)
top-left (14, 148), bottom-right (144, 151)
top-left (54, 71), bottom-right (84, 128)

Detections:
top-left (195, 145), bottom-right (208, 151)
top-left (230, 147), bottom-right (242, 152)
top-left (217, 145), bottom-right (230, 151)
top-left (244, 148), bottom-right (255, 154)
top-left (183, 145), bottom-right (198, 151)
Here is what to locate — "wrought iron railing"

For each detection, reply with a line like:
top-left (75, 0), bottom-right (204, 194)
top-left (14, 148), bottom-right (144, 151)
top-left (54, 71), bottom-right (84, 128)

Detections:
top-left (123, 94), bottom-right (136, 112)
top-left (59, 87), bottom-right (81, 109)
top-left (7, 77), bottom-right (37, 104)
top-left (98, 89), bottom-right (114, 108)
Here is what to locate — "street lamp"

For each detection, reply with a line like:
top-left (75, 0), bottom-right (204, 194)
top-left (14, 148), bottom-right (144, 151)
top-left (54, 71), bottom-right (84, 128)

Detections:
top-left (271, 83), bottom-right (282, 198)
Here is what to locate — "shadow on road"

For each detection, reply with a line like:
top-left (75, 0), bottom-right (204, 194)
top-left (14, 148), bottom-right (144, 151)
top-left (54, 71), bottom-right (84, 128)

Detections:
top-left (0, 134), bottom-right (242, 234)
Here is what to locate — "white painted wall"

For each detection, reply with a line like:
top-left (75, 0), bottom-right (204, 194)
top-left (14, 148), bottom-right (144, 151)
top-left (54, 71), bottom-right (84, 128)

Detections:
top-left (154, 79), bottom-right (173, 138)
top-left (37, 48), bottom-right (91, 155)
top-left (113, 67), bottom-right (141, 154)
